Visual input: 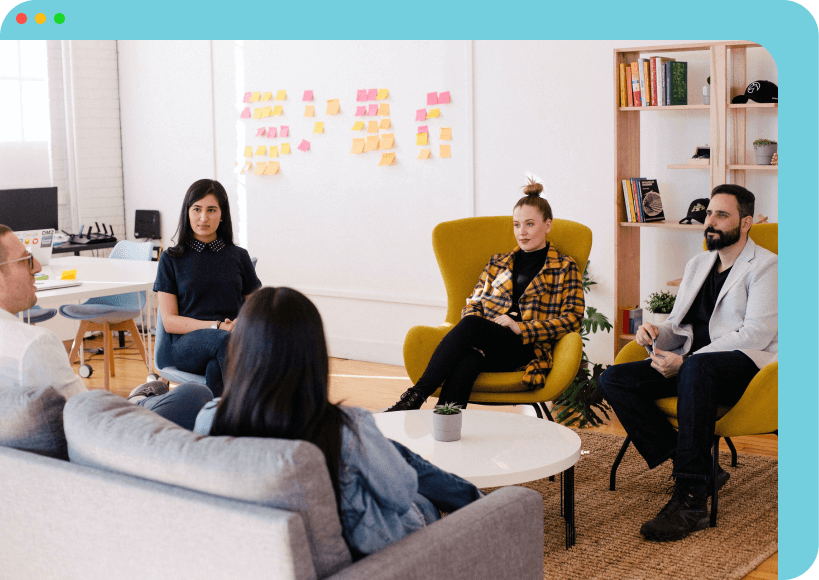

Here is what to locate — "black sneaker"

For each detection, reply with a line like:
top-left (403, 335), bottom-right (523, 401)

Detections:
top-left (385, 387), bottom-right (427, 412)
top-left (707, 465), bottom-right (730, 497)
top-left (640, 481), bottom-right (708, 542)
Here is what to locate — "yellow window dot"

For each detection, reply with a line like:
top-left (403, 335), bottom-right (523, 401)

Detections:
top-left (35, 13), bottom-right (47, 23)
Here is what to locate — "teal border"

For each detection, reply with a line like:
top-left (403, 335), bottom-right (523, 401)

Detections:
top-left (1, 0), bottom-right (816, 576)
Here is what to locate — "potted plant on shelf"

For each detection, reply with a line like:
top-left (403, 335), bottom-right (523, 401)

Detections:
top-left (432, 403), bottom-right (463, 442)
top-left (645, 290), bottom-right (676, 325)
top-left (753, 138), bottom-right (778, 165)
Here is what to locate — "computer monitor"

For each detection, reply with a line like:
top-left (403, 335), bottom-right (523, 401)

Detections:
top-left (0, 187), bottom-right (59, 231)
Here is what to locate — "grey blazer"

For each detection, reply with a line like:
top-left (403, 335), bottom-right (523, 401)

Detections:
top-left (654, 237), bottom-right (777, 369)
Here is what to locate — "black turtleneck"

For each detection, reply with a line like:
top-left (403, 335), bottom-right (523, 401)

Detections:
top-left (507, 243), bottom-right (550, 319)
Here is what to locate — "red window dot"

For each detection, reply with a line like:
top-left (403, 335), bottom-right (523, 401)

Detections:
top-left (16, 13), bottom-right (27, 23)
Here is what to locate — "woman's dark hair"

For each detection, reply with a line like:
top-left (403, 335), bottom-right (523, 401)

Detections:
top-left (167, 179), bottom-right (235, 257)
top-left (210, 287), bottom-right (347, 503)
top-left (513, 177), bottom-right (553, 222)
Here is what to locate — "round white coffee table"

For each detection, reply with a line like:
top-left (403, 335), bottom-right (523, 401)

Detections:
top-left (374, 409), bottom-right (581, 547)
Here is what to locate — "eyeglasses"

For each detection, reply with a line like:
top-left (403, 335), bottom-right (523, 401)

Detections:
top-left (0, 253), bottom-right (34, 270)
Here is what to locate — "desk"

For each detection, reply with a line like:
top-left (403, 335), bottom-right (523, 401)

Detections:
top-left (52, 240), bottom-right (119, 256)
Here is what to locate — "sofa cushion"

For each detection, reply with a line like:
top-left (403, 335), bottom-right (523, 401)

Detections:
top-left (64, 390), bottom-right (351, 578)
top-left (0, 386), bottom-right (68, 460)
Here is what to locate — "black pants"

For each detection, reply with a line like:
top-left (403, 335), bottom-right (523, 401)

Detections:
top-left (415, 315), bottom-right (535, 407)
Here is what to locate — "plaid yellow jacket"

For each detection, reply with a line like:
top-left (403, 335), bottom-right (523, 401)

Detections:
top-left (461, 244), bottom-right (585, 390)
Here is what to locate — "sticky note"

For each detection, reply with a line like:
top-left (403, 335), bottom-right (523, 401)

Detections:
top-left (267, 127), bottom-right (277, 138)
top-left (264, 161), bottom-right (280, 175)
top-left (357, 89), bottom-right (368, 102)
top-left (298, 139), bottom-right (310, 152)
top-left (303, 90), bottom-right (314, 101)
top-left (378, 103), bottom-right (389, 116)
top-left (378, 153), bottom-right (395, 166)
top-left (376, 88), bottom-right (389, 100)
top-left (438, 91), bottom-right (451, 104)
top-left (254, 162), bottom-right (267, 175)
top-left (351, 138), bottom-right (365, 154)
top-left (367, 88), bottom-right (378, 100)
top-left (327, 99), bottom-right (340, 115)
top-left (440, 144), bottom-right (451, 158)
top-left (368, 104), bottom-right (378, 116)
top-left (269, 146), bottom-right (278, 157)
top-left (275, 90), bottom-right (286, 100)
top-left (281, 143), bottom-right (290, 154)
top-left (365, 135), bottom-right (379, 152)
top-left (367, 121), bottom-right (379, 133)
top-left (418, 148), bottom-right (431, 159)
top-left (379, 133), bottom-right (395, 149)
top-left (250, 92), bottom-right (261, 102)
top-left (242, 161), bottom-right (252, 173)
top-left (428, 108), bottom-right (440, 118)
top-left (427, 92), bottom-right (438, 106)
top-left (253, 109), bottom-right (262, 119)
top-left (304, 105), bottom-right (315, 117)
top-left (418, 125), bottom-right (428, 134)
top-left (255, 146), bottom-right (267, 156)
top-left (416, 109), bottom-right (427, 121)
top-left (60, 269), bottom-right (77, 280)
top-left (244, 146), bottom-right (253, 157)
top-left (440, 127), bottom-right (452, 140)
top-left (379, 118), bottom-right (391, 129)
top-left (280, 126), bottom-right (289, 137)
top-left (240, 107), bottom-right (251, 118)
top-left (314, 122), bottom-right (324, 133)
top-left (243, 92), bottom-right (252, 103)
top-left (261, 92), bottom-right (272, 101)
top-left (255, 127), bottom-right (266, 137)
top-left (416, 132), bottom-right (428, 146)
top-left (262, 106), bottom-right (272, 118)
top-left (352, 121), bottom-right (365, 130)
top-left (273, 106), bottom-right (283, 115)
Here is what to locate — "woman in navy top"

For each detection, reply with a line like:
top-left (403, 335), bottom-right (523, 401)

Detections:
top-left (153, 179), bottom-right (261, 396)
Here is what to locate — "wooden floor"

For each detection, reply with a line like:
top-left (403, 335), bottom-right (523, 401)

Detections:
top-left (69, 332), bottom-right (777, 579)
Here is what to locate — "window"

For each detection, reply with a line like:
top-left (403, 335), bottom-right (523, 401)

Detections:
top-left (0, 40), bottom-right (50, 142)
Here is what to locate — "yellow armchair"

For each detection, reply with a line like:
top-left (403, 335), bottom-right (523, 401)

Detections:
top-left (403, 216), bottom-right (592, 418)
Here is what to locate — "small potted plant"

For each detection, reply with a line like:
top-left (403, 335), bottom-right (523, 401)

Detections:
top-left (645, 290), bottom-right (676, 325)
top-left (432, 402), bottom-right (463, 442)
top-left (753, 138), bottom-right (778, 165)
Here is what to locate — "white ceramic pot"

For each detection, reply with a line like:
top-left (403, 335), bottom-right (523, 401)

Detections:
top-left (652, 312), bottom-right (670, 325)
top-left (432, 411), bottom-right (462, 442)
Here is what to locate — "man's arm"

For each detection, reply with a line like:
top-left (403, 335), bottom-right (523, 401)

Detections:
top-left (20, 332), bottom-right (87, 399)
top-left (518, 260), bottom-right (585, 345)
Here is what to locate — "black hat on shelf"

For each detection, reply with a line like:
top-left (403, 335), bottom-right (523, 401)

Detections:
top-left (679, 198), bottom-right (710, 225)
top-left (731, 80), bottom-right (778, 104)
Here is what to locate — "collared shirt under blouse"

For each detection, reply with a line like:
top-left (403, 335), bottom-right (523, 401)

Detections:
top-left (461, 244), bottom-right (585, 390)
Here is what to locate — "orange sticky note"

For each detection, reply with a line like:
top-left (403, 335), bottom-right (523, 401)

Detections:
top-left (281, 143), bottom-right (290, 154)
top-left (241, 161), bottom-right (252, 173)
top-left (261, 92), bottom-right (272, 101)
top-left (351, 138), bottom-right (365, 154)
top-left (250, 92), bottom-right (261, 102)
top-left (262, 106), bottom-right (272, 117)
top-left (269, 146), bottom-right (278, 158)
top-left (440, 144), bottom-right (451, 158)
top-left (253, 162), bottom-right (267, 175)
top-left (428, 108), bottom-right (440, 118)
top-left (304, 105), bottom-right (315, 117)
top-left (273, 106), bottom-right (283, 115)
top-left (255, 146), bottom-right (267, 156)
top-left (378, 153), bottom-right (395, 166)
top-left (352, 121), bottom-right (365, 130)
top-left (253, 108), bottom-right (262, 119)
top-left (327, 99), bottom-right (340, 115)
top-left (379, 118), bottom-right (391, 129)
top-left (60, 269), bottom-right (77, 280)
top-left (416, 133), bottom-right (428, 146)
top-left (440, 127), bottom-right (452, 140)
top-left (264, 161), bottom-right (280, 175)
top-left (275, 90), bottom-right (286, 100)
top-left (314, 122), bottom-right (324, 133)
top-left (365, 135), bottom-right (380, 152)
top-left (376, 88), bottom-right (389, 100)
top-left (379, 133), bottom-right (395, 149)
top-left (378, 103), bottom-right (389, 116)
top-left (244, 146), bottom-right (253, 157)
top-left (418, 149), bottom-right (431, 159)
top-left (367, 121), bottom-right (379, 133)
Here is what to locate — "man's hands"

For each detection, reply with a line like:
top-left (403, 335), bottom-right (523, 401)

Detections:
top-left (635, 322), bottom-right (659, 347)
top-left (636, 322), bottom-right (683, 377)
top-left (221, 318), bottom-right (235, 332)
top-left (493, 314), bottom-right (522, 335)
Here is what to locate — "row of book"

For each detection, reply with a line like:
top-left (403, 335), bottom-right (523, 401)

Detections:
top-left (618, 58), bottom-right (688, 107)
top-left (622, 178), bottom-right (665, 223)
top-left (622, 307), bottom-right (642, 334)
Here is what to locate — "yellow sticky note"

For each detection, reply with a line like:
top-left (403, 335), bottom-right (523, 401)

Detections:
top-left (428, 108), bottom-right (440, 118)
top-left (418, 149), bottom-right (431, 159)
top-left (378, 153), bottom-right (395, 166)
top-left (379, 118), bottom-right (391, 130)
top-left (416, 133), bottom-right (428, 146)
top-left (254, 162), bottom-right (267, 175)
top-left (60, 269), bottom-right (77, 281)
top-left (264, 161), bottom-right (280, 175)
top-left (253, 108), bottom-right (262, 119)
top-left (304, 105), bottom-right (315, 117)
top-left (365, 135), bottom-right (380, 152)
top-left (376, 88), bottom-right (389, 100)
top-left (250, 92), bottom-right (261, 102)
top-left (440, 144), bottom-right (451, 158)
top-left (261, 92), bottom-right (272, 101)
top-left (314, 122), bottom-right (324, 133)
top-left (275, 90), bottom-right (286, 100)
top-left (351, 138), bottom-right (365, 154)
top-left (255, 146), bottom-right (267, 156)
top-left (281, 143), bottom-right (290, 154)
top-left (352, 121), bottom-right (365, 131)
top-left (440, 127), bottom-right (452, 140)
top-left (241, 161), bottom-right (252, 173)
top-left (367, 121), bottom-right (379, 133)
top-left (378, 103), bottom-right (389, 116)
top-left (262, 106), bottom-right (272, 117)
top-left (244, 146), bottom-right (253, 158)
top-left (379, 133), bottom-right (395, 149)
top-left (327, 99), bottom-right (340, 115)
top-left (273, 106), bottom-right (283, 115)
top-left (269, 146), bottom-right (278, 158)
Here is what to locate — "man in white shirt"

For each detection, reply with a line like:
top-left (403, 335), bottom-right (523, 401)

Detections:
top-left (0, 224), bottom-right (212, 428)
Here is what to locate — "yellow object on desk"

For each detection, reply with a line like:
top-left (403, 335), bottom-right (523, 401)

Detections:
top-left (60, 269), bottom-right (77, 280)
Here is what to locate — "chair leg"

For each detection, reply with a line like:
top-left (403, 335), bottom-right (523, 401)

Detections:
top-left (67, 321), bottom-right (90, 364)
top-left (123, 319), bottom-right (149, 369)
top-left (102, 323), bottom-right (112, 390)
top-left (539, 402), bottom-right (555, 422)
top-left (530, 403), bottom-right (543, 419)
top-left (710, 436), bottom-right (720, 527)
top-left (724, 437), bottom-right (738, 467)
top-left (609, 435), bottom-right (631, 491)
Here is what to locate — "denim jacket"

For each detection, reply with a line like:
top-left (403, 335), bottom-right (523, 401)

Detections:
top-left (194, 402), bottom-right (438, 555)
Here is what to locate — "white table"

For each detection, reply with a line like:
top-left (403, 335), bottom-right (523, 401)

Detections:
top-left (374, 409), bottom-right (581, 547)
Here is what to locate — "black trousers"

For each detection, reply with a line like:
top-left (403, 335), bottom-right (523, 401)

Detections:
top-left (414, 315), bottom-right (535, 407)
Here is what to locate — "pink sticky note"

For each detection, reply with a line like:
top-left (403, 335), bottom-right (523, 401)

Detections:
top-left (438, 91), bottom-right (451, 104)
top-left (240, 107), bottom-right (251, 119)
top-left (367, 88), bottom-right (378, 100)
top-left (418, 125), bottom-right (429, 134)
top-left (368, 104), bottom-right (378, 116)
top-left (416, 109), bottom-right (427, 121)
top-left (255, 127), bottom-right (266, 137)
top-left (356, 106), bottom-right (367, 116)
top-left (427, 92), bottom-right (438, 106)
top-left (357, 89), bottom-right (368, 102)
top-left (280, 126), bottom-right (289, 138)
top-left (298, 139), bottom-right (310, 152)
top-left (243, 92), bottom-right (252, 103)
top-left (267, 127), bottom-right (277, 138)
top-left (303, 90), bottom-right (314, 101)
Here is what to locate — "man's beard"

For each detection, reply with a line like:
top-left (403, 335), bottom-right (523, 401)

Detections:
top-left (704, 224), bottom-right (741, 251)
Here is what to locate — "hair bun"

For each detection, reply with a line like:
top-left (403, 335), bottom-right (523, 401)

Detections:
top-left (523, 181), bottom-right (543, 197)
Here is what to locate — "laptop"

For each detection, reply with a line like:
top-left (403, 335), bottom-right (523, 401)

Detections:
top-left (15, 229), bottom-right (55, 266)
top-left (35, 280), bottom-right (83, 292)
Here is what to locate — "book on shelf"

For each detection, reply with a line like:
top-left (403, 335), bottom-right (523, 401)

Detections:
top-left (665, 61), bottom-right (672, 105)
top-left (621, 180), bottom-right (634, 222)
top-left (622, 306), bottom-right (642, 334)
top-left (631, 178), bottom-right (644, 222)
top-left (637, 58), bottom-right (647, 106)
top-left (650, 57), bottom-right (659, 107)
top-left (642, 59), bottom-right (651, 106)
top-left (625, 66), bottom-right (634, 106)
top-left (657, 57), bottom-right (675, 106)
top-left (619, 63), bottom-right (627, 107)
top-left (630, 62), bottom-right (642, 106)
top-left (639, 178), bottom-right (665, 222)
top-left (669, 61), bottom-right (688, 106)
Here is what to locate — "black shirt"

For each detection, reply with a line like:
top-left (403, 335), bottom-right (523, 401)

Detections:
top-left (681, 259), bottom-right (732, 353)
top-left (507, 244), bottom-right (550, 319)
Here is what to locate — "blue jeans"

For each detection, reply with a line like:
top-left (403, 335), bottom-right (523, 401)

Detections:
top-left (598, 351), bottom-right (759, 482)
top-left (135, 382), bottom-right (214, 430)
top-left (170, 329), bottom-right (231, 396)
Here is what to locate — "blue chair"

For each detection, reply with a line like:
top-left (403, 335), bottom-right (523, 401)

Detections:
top-left (59, 240), bottom-right (153, 390)
top-left (153, 309), bottom-right (207, 385)
top-left (21, 305), bottom-right (58, 324)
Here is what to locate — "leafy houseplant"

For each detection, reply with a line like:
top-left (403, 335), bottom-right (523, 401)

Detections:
top-left (753, 138), bottom-right (778, 165)
top-left (433, 402), bottom-right (463, 415)
top-left (433, 403), bottom-right (463, 441)
top-left (645, 290), bottom-right (676, 314)
top-left (552, 261), bottom-right (613, 428)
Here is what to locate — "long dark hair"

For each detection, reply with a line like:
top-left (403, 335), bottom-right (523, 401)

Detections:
top-left (167, 179), bottom-right (235, 257)
top-left (210, 287), bottom-right (347, 502)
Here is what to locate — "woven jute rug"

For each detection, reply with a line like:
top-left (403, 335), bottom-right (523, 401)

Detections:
top-left (486, 430), bottom-right (777, 580)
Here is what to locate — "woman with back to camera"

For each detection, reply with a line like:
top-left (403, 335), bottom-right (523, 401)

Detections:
top-left (387, 178), bottom-right (585, 411)
top-left (193, 287), bottom-right (484, 557)
top-left (154, 179), bottom-right (261, 396)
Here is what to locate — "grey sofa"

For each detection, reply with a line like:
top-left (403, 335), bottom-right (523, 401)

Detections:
top-left (0, 388), bottom-right (545, 580)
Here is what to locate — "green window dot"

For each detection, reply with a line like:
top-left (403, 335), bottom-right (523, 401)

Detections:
top-left (54, 13), bottom-right (65, 24)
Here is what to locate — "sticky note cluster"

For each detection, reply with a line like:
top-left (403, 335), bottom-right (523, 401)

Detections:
top-left (357, 88), bottom-right (388, 101)
top-left (416, 90), bottom-right (453, 160)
